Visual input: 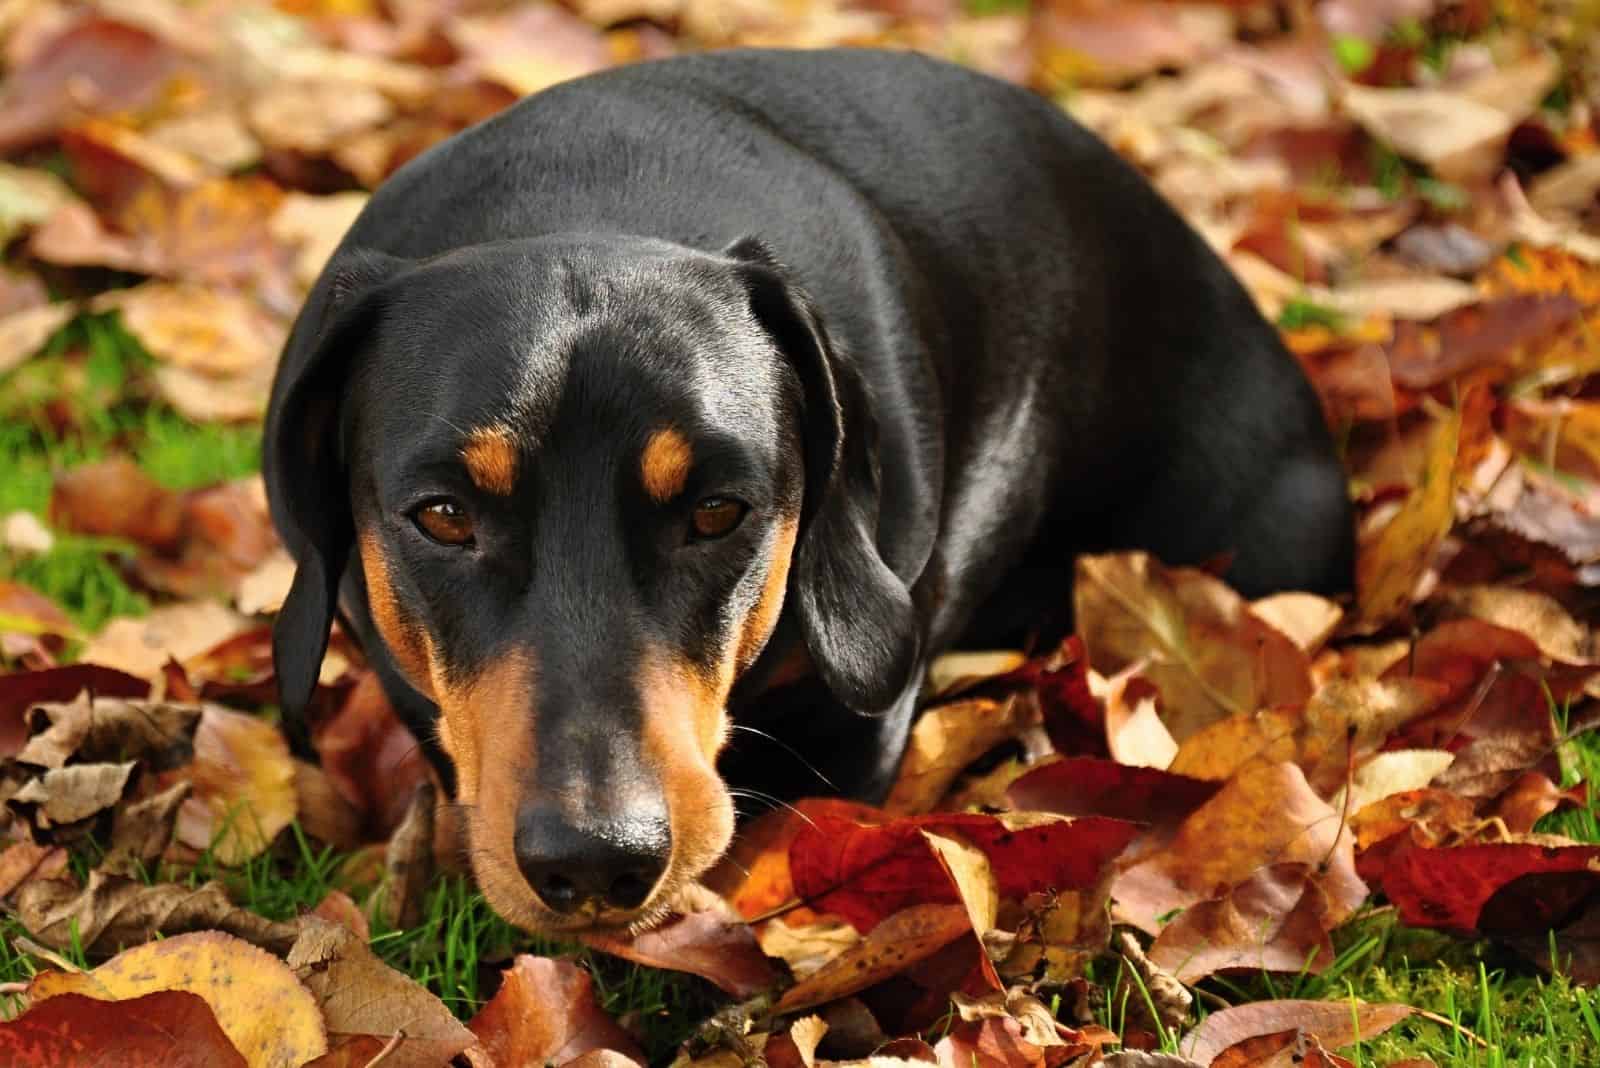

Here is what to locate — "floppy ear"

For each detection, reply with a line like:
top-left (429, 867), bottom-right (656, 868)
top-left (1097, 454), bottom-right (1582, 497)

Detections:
top-left (724, 237), bottom-right (920, 713)
top-left (264, 250), bottom-right (403, 757)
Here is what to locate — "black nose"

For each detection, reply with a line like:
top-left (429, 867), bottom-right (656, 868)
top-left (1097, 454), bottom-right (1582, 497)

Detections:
top-left (514, 804), bottom-right (671, 914)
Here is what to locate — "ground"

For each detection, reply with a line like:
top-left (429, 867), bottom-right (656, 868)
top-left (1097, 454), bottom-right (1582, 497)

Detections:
top-left (1, 1), bottom-right (1599, 1067)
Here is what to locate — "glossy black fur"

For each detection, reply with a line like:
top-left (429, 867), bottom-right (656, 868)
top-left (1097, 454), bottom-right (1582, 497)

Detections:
top-left (266, 48), bottom-right (1353, 821)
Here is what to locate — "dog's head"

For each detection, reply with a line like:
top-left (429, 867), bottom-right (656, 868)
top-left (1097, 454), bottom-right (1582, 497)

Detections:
top-left (264, 234), bottom-right (918, 931)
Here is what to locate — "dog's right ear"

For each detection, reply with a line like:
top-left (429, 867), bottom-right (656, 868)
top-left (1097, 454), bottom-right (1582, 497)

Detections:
top-left (264, 249), bottom-right (403, 757)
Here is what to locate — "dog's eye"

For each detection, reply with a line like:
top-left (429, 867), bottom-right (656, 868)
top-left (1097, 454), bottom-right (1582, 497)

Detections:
top-left (691, 497), bottom-right (746, 540)
top-left (413, 499), bottom-right (475, 546)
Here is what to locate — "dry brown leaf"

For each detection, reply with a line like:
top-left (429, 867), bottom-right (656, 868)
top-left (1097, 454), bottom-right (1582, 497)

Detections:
top-left (1074, 552), bottom-right (1312, 742)
top-left (28, 929), bottom-right (326, 1068)
top-left (95, 282), bottom-right (286, 377)
top-left (81, 600), bottom-right (251, 680)
top-left (756, 916), bottom-right (861, 980)
top-left (1336, 749), bottom-right (1455, 815)
top-left (1357, 407), bottom-right (1460, 623)
top-left (164, 704), bottom-right (295, 864)
top-left (247, 80), bottom-right (394, 156)
top-left (1438, 585), bottom-right (1597, 664)
top-left (288, 918), bottom-right (475, 1068)
top-left (0, 841), bottom-right (67, 897)
top-left (581, 908), bottom-right (782, 997)
top-left (17, 692), bottom-right (201, 770)
top-left (1148, 863), bottom-right (1335, 983)
top-left (467, 955), bottom-right (644, 1067)
top-left (1249, 593), bottom-right (1343, 654)
top-left (270, 192), bottom-right (369, 292)
top-left (1115, 930), bottom-right (1192, 1037)
top-left (0, 300), bottom-right (74, 376)
top-left (775, 904), bottom-right (972, 1014)
top-left (1115, 762), bottom-right (1368, 936)
top-left (886, 695), bottom-right (1035, 814)
top-left (1341, 83), bottom-right (1510, 183)
top-left (377, 782), bottom-right (434, 929)
top-left (104, 780), bottom-right (191, 874)
top-left (50, 455), bottom-right (185, 550)
top-left (8, 760), bottom-right (136, 828)
top-left (13, 869), bottom-right (299, 956)
top-left (1181, 999), bottom-right (1413, 1065)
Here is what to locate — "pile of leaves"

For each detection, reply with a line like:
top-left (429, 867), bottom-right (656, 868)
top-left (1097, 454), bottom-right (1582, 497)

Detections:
top-left (2, 0), bottom-right (1600, 1064)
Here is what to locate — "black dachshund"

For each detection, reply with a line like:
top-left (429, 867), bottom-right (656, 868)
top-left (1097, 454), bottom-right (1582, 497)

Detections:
top-left (265, 48), bottom-right (1353, 933)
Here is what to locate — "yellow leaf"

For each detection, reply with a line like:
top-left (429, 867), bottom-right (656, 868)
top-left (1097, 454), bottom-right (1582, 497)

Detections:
top-left (1356, 408), bottom-right (1460, 623)
top-left (27, 930), bottom-right (326, 1068)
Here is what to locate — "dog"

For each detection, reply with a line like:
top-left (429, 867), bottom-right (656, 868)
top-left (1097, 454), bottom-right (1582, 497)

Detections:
top-left (265, 47), bottom-right (1354, 933)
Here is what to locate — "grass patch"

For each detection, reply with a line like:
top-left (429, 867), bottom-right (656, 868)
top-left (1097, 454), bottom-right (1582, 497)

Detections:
top-left (0, 310), bottom-right (261, 631)
top-left (1198, 912), bottom-right (1600, 1066)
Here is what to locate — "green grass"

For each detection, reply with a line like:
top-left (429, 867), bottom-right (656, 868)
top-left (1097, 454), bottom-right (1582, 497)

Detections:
top-left (0, 310), bottom-right (261, 634)
top-left (1192, 912), bottom-right (1600, 1067)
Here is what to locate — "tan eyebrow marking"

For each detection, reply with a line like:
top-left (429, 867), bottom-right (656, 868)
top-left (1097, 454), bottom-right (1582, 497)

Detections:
top-left (462, 426), bottom-right (519, 495)
top-left (640, 428), bottom-right (692, 503)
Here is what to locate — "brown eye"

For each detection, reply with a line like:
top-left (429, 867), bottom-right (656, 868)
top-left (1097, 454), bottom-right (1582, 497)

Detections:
top-left (413, 499), bottom-right (475, 546)
top-left (691, 497), bottom-right (746, 540)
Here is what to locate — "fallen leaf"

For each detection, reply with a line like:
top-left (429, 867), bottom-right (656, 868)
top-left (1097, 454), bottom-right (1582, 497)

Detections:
top-left (1342, 83), bottom-right (1511, 183)
top-left (581, 909), bottom-right (781, 997)
top-left (80, 600), bottom-right (251, 681)
top-left (313, 670), bottom-right (430, 838)
top-left (16, 692), bottom-right (200, 770)
top-left (1357, 407), bottom-right (1460, 623)
top-left (1437, 584), bottom-right (1598, 664)
top-left (1148, 862), bottom-right (1336, 983)
top-left (29, 930), bottom-right (326, 1068)
top-left (50, 455), bottom-right (184, 550)
top-left (1115, 762), bottom-right (1368, 936)
top-left (95, 282), bottom-right (286, 377)
top-left (288, 918), bottom-right (476, 1068)
top-left (467, 955), bottom-right (645, 1067)
top-left (1075, 553), bottom-right (1312, 741)
top-left (1181, 1000), bottom-right (1413, 1065)
top-left (0, 15), bottom-right (185, 153)
top-left (0, 300), bottom-right (74, 376)
top-left (791, 808), bottom-right (1139, 933)
top-left (775, 904), bottom-right (973, 1014)
top-left (885, 695), bottom-right (1035, 815)
top-left (1337, 749), bottom-right (1456, 815)
top-left (377, 782), bottom-right (434, 929)
top-left (0, 841), bottom-right (67, 897)
top-left (0, 666), bottom-right (150, 757)
top-left (0, 990), bottom-right (248, 1067)
top-left (1376, 842), bottom-right (1600, 934)
top-left (8, 760), bottom-right (136, 829)
top-left (13, 870), bottom-right (299, 956)
top-left (163, 704), bottom-right (295, 864)
top-left (1007, 757), bottom-right (1219, 833)
top-left (1249, 593), bottom-right (1344, 654)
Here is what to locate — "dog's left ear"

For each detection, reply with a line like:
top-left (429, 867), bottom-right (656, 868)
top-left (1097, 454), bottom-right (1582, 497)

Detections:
top-left (723, 237), bottom-right (920, 712)
top-left (264, 249), bottom-right (405, 756)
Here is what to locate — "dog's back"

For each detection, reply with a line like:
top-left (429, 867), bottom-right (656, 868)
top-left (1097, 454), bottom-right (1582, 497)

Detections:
top-left (332, 48), bottom-right (1348, 645)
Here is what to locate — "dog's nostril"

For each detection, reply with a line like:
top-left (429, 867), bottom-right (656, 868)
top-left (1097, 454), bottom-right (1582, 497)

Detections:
top-left (534, 872), bottom-right (581, 913)
top-left (606, 870), bottom-right (654, 910)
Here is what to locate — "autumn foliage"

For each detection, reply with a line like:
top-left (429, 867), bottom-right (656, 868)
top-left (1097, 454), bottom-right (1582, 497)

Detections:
top-left (1, 0), bottom-right (1599, 1064)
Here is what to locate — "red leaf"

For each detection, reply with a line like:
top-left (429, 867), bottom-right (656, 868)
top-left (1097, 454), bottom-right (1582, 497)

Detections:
top-left (0, 666), bottom-right (150, 758)
top-left (0, 990), bottom-right (247, 1067)
top-left (1378, 843), bottom-right (1600, 934)
top-left (580, 910), bottom-right (781, 998)
top-left (791, 809), bottom-right (1139, 932)
top-left (467, 956), bottom-right (643, 1068)
top-left (1007, 758), bottom-right (1220, 828)
top-left (992, 637), bottom-right (1106, 757)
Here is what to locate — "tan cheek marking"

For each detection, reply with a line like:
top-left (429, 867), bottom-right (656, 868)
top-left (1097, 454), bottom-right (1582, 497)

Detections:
top-left (639, 652), bottom-right (736, 894)
top-left (640, 428), bottom-right (692, 503)
top-left (359, 528), bottom-right (549, 928)
top-left (358, 531), bottom-right (437, 703)
top-left (445, 650), bottom-right (545, 927)
top-left (735, 518), bottom-right (799, 673)
top-left (462, 426), bottom-right (519, 495)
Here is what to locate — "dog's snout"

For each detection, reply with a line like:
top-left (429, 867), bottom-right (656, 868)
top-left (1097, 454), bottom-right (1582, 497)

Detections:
top-left (514, 804), bottom-right (671, 915)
